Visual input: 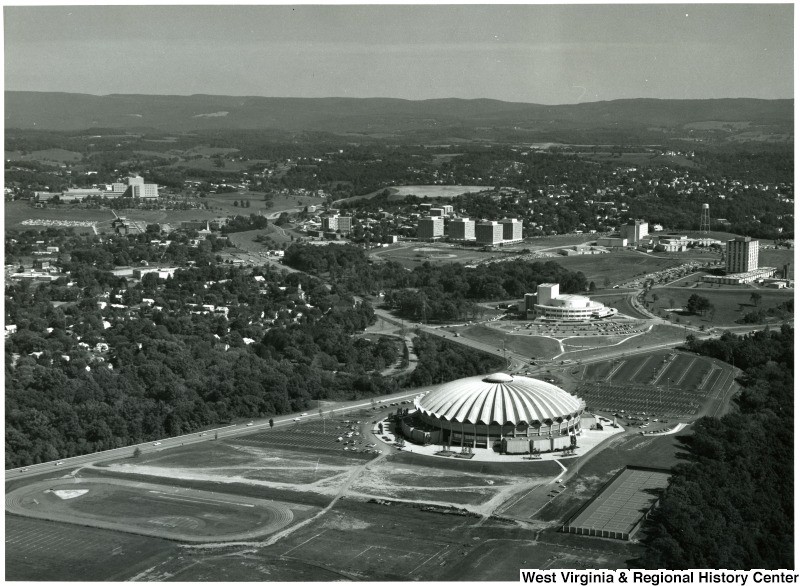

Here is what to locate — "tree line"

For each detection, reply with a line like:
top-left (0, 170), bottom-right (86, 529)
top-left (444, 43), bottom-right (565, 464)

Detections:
top-left (641, 325), bottom-right (793, 569)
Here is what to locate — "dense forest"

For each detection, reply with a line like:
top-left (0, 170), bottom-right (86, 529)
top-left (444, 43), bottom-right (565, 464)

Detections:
top-left (641, 326), bottom-right (793, 569)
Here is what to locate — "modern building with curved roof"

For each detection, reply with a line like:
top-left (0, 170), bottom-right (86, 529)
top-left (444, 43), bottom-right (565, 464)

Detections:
top-left (521, 283), bottom-right (617, 321)
top-left (401, 373), bottom-right (586, 452)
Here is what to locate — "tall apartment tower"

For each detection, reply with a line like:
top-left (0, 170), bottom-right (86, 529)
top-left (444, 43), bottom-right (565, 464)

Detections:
top-left (125, 175), bottom-right (159, 199)
top-left (322, 214), bottom-right (352, 233)
top-left (499, 218), bottom-right (523, 243)
top-left (622, 220), bottom-right (648, 246)
top-left (336, 216), bottom-right (353, 234)
top-left (475, 221), bottom-right (504, 245)
top-left (700, 203), bottom-right (711, 234)
top-left (417, 216), bottom-right (444, 240)
top-left (725, 236), bottom-right (759, 274)
top-left (447, 218), bottom-right (476, 241)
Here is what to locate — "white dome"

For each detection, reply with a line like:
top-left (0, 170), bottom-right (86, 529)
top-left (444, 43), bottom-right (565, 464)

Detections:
top-left (415, 373), bottom-right (584, 426)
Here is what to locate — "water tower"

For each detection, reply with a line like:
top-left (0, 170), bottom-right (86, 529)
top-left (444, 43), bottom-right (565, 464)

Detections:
top-left (700, 203), bottom-right (711, 234)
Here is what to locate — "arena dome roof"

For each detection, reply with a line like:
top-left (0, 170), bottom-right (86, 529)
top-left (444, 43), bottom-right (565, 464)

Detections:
top-left (415, 373), bottom-right (584, 426)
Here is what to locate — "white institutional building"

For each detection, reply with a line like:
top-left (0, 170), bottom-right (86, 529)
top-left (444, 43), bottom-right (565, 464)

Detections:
top-left (520, 283), bottom-right (616, 321)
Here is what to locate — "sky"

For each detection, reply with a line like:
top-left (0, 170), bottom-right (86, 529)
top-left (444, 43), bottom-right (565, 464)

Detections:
top-left (4, 4), bottom-right (794, 104)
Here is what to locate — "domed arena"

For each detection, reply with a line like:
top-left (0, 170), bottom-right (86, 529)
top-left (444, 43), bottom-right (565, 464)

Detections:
top-left (400, 373), bottom-right (586, 453)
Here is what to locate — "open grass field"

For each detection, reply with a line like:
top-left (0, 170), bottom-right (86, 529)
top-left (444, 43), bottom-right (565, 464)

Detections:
top-left (370, 242), bottom-right (506, 269)
top-left (268, 501), bottom-right (479, 580)
top-left (545, 252), bottom-right (684, 286)
top-left (6, 477), bottom-right (298, 542)
top-left (5, 515), bottom-right (177, 581)
top-left (461, 324), bottom-right (562, 359)
top-left (525, 234), bottom-right (605, 249)
top-left (576, 151), bottom-right (697, 168)
top-left (450, 537), bottom-right (630, 576)
top-left (334, 184), bottom-right (487, 206)
top-left (202, 192), bottom-right (321, 216)
top-left (6, 148), bottom-right (84, 163)
top-left (386, 185), bottom-right (488, 200)
top-left (558, 325), bottom-right (688, 362)
top-left (651, 286), bottom-right (794, 326)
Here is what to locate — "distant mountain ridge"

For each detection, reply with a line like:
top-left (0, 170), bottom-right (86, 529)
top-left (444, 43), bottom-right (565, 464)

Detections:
top-left (5, 91), bottom-right (793, 134)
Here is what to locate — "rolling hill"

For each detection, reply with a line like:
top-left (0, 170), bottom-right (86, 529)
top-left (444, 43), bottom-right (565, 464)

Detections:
top-left (4, 91), bottom-right (793, 136)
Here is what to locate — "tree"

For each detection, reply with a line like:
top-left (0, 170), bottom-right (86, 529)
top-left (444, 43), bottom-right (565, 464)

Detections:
top-left (687, 294), bottom-right (712, 316)
top-left (233, 200), bottom-right (239, 207)
top-left (269, 418), bottom-right (274, 428)
top-left (750, 292), bottom-right (762, 307)
top-left (132, 446), bottom-right (141, 458)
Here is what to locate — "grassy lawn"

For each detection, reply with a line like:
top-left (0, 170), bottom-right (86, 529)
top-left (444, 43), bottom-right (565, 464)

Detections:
top-left (5, 516), bottom-right (177, 581)
top-left (545, 252), bottom-right (683, 286)
top-left (371, 243), bottom-right (505, 269)
top-left (462, 324), bottom-right (562, 359)
top-left (558, 325), bottom-right (688, 361)
top-left (649, 286), bottom-right (794, 327)
top-left (759, 247), bottom-right (794, 278)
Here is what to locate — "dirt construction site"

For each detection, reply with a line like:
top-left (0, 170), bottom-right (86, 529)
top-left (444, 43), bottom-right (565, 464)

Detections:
top-left (6, 355), bottom-right (739, 580)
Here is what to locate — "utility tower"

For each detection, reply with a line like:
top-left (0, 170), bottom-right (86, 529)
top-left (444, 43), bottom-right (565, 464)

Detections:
top-left (700, 203), bottom-right (711, 234)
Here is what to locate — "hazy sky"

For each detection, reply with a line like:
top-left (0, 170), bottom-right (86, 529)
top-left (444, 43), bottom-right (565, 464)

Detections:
top-left (4, 4), bottom-right (794, 104)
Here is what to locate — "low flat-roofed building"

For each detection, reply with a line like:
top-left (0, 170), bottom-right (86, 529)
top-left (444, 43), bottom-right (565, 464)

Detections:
top-left (702, 267), bottom-right (777, 285)
top-left (596, 237), bottom-right (628, 248)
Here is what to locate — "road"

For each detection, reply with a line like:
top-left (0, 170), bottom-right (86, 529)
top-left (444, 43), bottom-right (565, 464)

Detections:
top-left (7, 387), bottom-right (433, 479)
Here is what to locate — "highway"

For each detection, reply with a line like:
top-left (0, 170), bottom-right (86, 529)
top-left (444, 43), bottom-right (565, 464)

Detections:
top-left (6, 387), bottom-right (432, 480)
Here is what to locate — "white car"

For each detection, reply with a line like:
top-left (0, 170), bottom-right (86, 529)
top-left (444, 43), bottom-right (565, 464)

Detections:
top-left (246, 422), bottom-right (254, 426)
top-left (301, 413), bottom-right (309, 417)
top-left (293, 417), bottom-right (301, 422)
top-left (153, 441), bottom-right (162, 446)
top-left (55, 461), bottom-right (64, 466)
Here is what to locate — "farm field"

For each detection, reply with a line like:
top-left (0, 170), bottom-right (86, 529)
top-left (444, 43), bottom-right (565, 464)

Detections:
top-left (576, 151), bottom-right (697, 168)
top-left (6, 148), bottom-right (84, 163)
top-left (5, 516), bottom-right (176, 581)
top-left (650, 286), bottom-right (794, 326)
